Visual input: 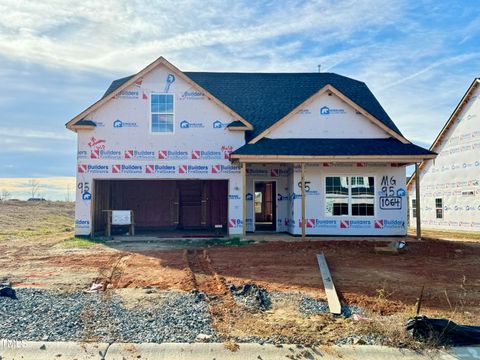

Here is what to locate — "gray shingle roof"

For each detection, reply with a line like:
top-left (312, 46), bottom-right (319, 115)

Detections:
top-left (232, 138), bottom-right (436, 157)
top-left (74, 119), bottom-right (96, 127)
top-left (227, 120), bottom-right (248, 128)
top-left (102, 75), bottom-right (134, 98)
top-left (101, 71), bottom-right (402, 141)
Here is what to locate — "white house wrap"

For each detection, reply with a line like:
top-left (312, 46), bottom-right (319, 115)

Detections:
top-left (67, 57), bottom-right (435, 238)
top-left (408, 78), bottom-right (480, 232)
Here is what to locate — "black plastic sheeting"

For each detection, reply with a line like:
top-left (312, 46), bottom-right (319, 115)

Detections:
top-left (0, 283), bottom-right (17, 299)
top-left (407, 316), bottom-right (480, 346)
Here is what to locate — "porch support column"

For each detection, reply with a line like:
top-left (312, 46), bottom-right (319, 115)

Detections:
top-left (241, 162), bottom-right (247, 238)
top-left (301, 163), bottom-right (306, 239)
top-left (415, 162), bottom-right (421, 240)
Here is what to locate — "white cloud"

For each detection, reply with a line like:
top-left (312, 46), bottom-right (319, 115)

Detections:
top-left (0, 128), bottom-right (73, 141)
top-left (0, 0), bottom-right (478, 151)
top-left (0, 0), bottom-right (404, 72)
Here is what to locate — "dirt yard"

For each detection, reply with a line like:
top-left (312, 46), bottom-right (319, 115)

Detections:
top-left (1, 200), bottom-right (479, 345)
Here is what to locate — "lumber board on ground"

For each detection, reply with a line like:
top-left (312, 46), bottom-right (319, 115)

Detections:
top-left (316, 253), bottom-right (341, 315)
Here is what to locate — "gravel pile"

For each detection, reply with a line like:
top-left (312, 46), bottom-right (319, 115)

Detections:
top-left (299, 296), bottom-right (364, 318)
top-left (229, 284), bottom-right (271, 312)
top-left (0, 288), bottom-right (216, 343)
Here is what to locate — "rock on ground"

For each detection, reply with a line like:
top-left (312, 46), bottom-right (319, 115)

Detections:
top-left (0, 288), bottom-right (217, 343)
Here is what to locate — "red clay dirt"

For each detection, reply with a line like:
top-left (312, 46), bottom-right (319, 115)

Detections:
top-left (3, 202), bottom-right (479, 344)
top-left (42, 238), bottom-right (480, 316)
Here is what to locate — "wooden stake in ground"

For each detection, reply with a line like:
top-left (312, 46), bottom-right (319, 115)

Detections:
top-left (316, 253), bottom-right (341, 315)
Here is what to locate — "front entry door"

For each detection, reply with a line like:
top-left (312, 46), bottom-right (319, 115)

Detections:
top-left (254, 181), bottom-right (276, 231)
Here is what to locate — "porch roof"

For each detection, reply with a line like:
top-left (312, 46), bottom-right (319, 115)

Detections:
top-left (231, 138), bottom-right (436, 161)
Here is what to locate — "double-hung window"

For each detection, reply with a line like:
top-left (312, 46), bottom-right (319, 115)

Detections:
top-left (325, 176), bottom-right (375, 216)
top-left (325, 176), bottom-right (349, 216)
top-left (151, 93), bottom-right (174, 133)
top-left (351, 176), bottom-right (375, 216)
top-left (411, 199), bottom-right (417, 218)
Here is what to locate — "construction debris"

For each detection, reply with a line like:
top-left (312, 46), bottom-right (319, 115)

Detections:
top-left (191, 289), bottom-right (208, 303)
top-left (0, 282), bottom-right (16, 299)
top-left (352, 314), bottom-right (371, 322)
top-left (406, 316), bottom-right (480, 346)
top-left (229, 283), bottom-right (271, 312)
top-left (195, 333), bottom-right (213, 342)
top-left (374, 240), bottom-right (407, 254)
top-left (316, 253), bottom-right (341, 315)
top-left (83, 282), bottom-right (105, 293)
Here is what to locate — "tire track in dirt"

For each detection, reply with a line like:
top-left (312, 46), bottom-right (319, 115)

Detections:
top-left (96, 253), bottom-right (132, 290)
top-left (184, 249), bottom-right (228, 295)
top-left (185, 248), bottom-right (342, 345)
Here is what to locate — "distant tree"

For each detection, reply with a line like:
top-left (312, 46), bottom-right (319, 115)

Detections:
top-left (28, 179), bottom-right (41, 199)
top-left (1, 189), bottom-right (11, 201)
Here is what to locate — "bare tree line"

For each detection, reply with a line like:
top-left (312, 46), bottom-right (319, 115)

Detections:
top-left (0, 179), bottom-right (73, 202)
top-left (0, 189), bottom-right (11, 201)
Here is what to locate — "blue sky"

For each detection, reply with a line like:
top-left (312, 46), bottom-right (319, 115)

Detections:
top-left (0, 0), bottom-right (479, 199)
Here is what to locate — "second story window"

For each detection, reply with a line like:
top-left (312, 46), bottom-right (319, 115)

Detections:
top-left (151, 94), bottom-right (174, 133)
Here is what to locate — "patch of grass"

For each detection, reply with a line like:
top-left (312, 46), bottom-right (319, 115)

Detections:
top-left (62, 236), bottom-right (104, 248)
top-left (167, 237), bottom-right (255, 248)
top-left (204, 237), bottom-right (255, 247)
top-left (408, 228), bottom-right (480, 241)
top-left (0, 201), bottom-right (74, 241)
top-left (180, 237), bottom-right (255, 247)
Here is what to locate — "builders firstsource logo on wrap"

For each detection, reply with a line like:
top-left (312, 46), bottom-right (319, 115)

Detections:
top-left (228, 219), bottom-right (243, 228)
top-left (158, 150), bottom-right (189, 160)
top-left (90, 149), bottom-right (122, 160)
top-left (178, 90), bottom-right (205, 101)
top-left (112, 164), bottom-right (143, 174)
top-left (191, 150), bottom-right (222, 160)
top-left (178, 165), bottom-right (209, 174)
top-left (302, 219), bottom-right (337, 228)
top-left (124, 150), bottom-right (156, 160)
top-left (75, 219), bottom-right (90, 229)
top-left (77, 164), bottom-right (109, 174)
top-left (145, 165), bottom-right (176, 174)
top-left (374, 220), bottom-right (405, 229)
top-left (211, 165), bottom-right (241, 174)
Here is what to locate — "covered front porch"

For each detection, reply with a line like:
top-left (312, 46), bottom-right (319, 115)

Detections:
top-left (232, 137), bottom-right (437, 240)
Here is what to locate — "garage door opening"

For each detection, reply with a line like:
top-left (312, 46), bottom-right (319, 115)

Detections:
top-left (92, 180), bottom-right (228, 237)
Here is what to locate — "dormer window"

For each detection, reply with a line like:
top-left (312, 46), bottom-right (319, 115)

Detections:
top-left (151, 93), bottom-right (174, 133)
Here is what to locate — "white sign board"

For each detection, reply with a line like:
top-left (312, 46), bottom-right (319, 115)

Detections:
top-left (112, 210), bottom-right (131, 225)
